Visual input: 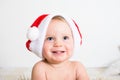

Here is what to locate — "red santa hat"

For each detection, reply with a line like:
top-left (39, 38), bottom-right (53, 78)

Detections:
top-left (26, 14), bottom-right (82, 58)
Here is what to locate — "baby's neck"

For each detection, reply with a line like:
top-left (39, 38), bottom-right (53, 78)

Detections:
top-left (44, 60), bottom-right (71, 69)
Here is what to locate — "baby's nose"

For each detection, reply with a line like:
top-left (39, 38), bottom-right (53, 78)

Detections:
top-left (54, 39), bottom-right (63, 47)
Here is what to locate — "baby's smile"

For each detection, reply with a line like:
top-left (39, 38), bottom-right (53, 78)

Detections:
top-left (52, 50), bottom-right (65, 54)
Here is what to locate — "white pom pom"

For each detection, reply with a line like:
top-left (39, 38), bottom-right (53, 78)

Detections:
top-left (27, 27), bottom-right (39, 41)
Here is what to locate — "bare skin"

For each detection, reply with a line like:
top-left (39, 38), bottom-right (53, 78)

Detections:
top-left (32, 60), bottom-right (89, 80)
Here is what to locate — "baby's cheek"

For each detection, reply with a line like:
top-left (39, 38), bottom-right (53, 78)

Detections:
top-left (66, 44), bottom-right (74, 52)
top-left (68, 42), bottom-right (74, 48)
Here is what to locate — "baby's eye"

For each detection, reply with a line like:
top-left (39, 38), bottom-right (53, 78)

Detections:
top-left (47, 37), bottom-right (54, 41)
top-left (63, 36), bottom-right (69, 40)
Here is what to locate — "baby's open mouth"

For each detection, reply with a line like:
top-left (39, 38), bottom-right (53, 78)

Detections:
top-left (52, 51), bottom-right (65, 54)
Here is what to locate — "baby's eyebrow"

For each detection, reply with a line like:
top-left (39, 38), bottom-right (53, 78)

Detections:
top-left (63, 33), bottom-right (73, 36)
top-left (45, 33), bottom-right (73, 37)
top-left (45, 35), bottom-right (53, 37)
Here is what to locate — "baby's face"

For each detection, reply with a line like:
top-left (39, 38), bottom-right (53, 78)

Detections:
top-left (43, 19), bottom-right (74, 64)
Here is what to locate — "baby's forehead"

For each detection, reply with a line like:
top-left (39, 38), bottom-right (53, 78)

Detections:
top-left (46, 20), bottom-right (73, 35)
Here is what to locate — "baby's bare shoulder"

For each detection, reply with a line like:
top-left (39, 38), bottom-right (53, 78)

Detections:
top-left (31, 61), bottom-right (47, 80)
top-left (32, 61), bottom-right (44, 73)
top-left (71, 61), bottom-right (87, 74)
top-left (34, 60), bottom-right (43, 66)
top-left (71, 61), bottom-right (84, 67)
top-left (71, 61), bottom-right (89, 80)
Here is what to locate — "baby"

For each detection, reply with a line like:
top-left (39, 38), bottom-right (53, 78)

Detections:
top-left (26, 14), bottom-right (89, 80)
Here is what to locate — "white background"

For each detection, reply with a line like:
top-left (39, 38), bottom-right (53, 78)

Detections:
top-left (0, 0), bottom-right (120, 68)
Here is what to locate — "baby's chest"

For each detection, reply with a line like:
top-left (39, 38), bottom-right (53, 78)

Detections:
top-left (45, 69), bottom-right (76, 80)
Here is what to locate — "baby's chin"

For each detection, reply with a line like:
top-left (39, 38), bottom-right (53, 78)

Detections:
top-left (50, 57), bottom-right (71, 64)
